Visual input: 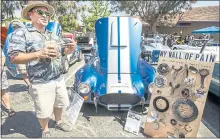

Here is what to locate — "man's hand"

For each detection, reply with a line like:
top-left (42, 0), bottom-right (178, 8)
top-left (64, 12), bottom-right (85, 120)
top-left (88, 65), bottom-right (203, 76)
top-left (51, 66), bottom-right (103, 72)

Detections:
top-left (64, 39), bottom-right (77, 55)
top-left (36, 46), bottom-right (59, 59)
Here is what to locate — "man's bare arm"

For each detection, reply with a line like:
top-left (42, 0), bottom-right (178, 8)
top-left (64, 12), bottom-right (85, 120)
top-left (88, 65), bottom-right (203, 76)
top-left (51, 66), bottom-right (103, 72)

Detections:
top-left (11, 52), bottom-right (39, 64)
top-left (11, 47), bottom-right (59, 64)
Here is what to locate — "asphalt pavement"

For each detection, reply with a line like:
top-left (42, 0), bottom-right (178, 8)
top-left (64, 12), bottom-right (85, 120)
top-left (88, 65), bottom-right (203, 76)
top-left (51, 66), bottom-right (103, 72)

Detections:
top-left (0, 60), bottom-right (219, 138)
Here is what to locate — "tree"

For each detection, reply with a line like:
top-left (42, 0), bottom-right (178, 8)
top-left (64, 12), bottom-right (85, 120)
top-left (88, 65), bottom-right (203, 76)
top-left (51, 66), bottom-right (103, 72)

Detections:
top-left (46, 1), bottom-right (86, 32)
top-left (58, 14), bottom-right (78, 32)
top-left (1, 1), bottom-right (20, 20)
top-left (111, 1), bottom-right (194, 33)
top-left (81, 1), bottom-right (111, 32)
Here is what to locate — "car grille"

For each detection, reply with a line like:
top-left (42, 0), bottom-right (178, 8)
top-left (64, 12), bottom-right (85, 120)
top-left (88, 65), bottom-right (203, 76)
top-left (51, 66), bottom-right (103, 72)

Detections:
top-left (99, 93), bottom-right (141, 105)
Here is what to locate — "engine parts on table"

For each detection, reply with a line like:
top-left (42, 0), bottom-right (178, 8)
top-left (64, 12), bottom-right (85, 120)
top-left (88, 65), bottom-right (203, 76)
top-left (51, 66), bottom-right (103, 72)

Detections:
top-left (188, 66), bottom-right (198, 74)
top-left (184, 125), bottom-right (192, 132)
top-left (153, 122), bottom-right (159, 130)
top-left (179, 132), bottom-right (185, 138)
top-left (181, 88), bottom-right (190, 98)
top-left (172, 98), bottom-right (198, 122)
top-left (157, 63), bottom-right (170, 75)
top-left (153, 96), bottom-right (169, 112)
top-left (170, 119), bottom-right (177, 126)
top-left (144, 54), bottom-right (215, 138)
top-left (154, 75), bottom-right (167, 88)
top-left (169, 82), bottom-right (180, 95)
top-left (172, 65), bottom-right (183, 80)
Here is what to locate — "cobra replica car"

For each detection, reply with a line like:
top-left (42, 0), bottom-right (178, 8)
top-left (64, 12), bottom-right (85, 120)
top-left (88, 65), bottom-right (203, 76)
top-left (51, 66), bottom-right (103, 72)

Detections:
top-left (73, 17), bottom-right (156, 112)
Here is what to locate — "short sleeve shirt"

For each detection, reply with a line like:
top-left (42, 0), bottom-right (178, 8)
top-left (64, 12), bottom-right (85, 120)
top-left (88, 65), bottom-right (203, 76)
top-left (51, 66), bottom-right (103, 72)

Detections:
top-left (8, 24), bottom-right (63, 83)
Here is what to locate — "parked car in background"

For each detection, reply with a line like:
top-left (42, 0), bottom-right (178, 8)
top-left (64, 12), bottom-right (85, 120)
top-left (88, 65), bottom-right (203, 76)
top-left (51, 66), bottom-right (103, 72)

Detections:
top-left (76, 32), bottom-right (96, 53)
top-left (146, 34), bottom-right (163, 43)
top-left (209, 61), bottom-right (220, 97)
top-left (171, 39), bottom-right (219, 53)
top-left (71, 16), bottom-right (156, 112)
top-left (140, 39), bottom-right (170, 64)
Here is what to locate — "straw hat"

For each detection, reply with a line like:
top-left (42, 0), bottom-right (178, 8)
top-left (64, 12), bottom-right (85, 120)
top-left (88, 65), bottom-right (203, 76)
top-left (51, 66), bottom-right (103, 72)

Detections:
top-left (21, 1), bottom-right (55, 21)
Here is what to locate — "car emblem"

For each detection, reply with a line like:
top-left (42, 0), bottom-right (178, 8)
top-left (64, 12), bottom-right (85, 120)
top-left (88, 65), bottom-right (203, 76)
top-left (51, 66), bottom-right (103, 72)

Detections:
top-left (157, 63), bottom-right (170, 75)
top-left (154, 75), bottom-right (167, 88)
top-left (153, 96), bottom-right (169, 112)
top-left (172, 98), bottom-right (198, 122)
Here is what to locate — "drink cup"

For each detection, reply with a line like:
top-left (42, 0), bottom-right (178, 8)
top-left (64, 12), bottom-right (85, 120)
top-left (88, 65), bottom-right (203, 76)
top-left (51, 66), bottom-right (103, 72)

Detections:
top-left (44, 40), bottom-right (58, 59)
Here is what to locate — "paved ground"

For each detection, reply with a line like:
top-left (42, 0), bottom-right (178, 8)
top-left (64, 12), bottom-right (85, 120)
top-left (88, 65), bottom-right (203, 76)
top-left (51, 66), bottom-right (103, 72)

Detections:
top-left (1, 60), bottom-right (219, 138)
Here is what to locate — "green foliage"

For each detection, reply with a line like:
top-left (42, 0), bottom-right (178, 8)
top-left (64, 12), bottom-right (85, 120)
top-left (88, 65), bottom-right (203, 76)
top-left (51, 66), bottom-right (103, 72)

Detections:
top-left (58, 14), bottom-right (78, 32)
top-left (81, 1), bottom-right (111, 31)
top-left (47, 1), bottom-right (86, 32)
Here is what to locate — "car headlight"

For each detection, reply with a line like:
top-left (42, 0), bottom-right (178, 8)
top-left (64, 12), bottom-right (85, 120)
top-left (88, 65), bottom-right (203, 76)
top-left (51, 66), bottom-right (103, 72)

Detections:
top-left (148, 83), bottom-right (154, 94)
top-left (78, 83), bottom-right (91, 95)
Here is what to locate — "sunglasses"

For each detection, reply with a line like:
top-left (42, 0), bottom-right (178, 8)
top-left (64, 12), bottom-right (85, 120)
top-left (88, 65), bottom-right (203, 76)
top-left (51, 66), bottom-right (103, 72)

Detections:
top-left (32, 9), bottom-right (50, 17)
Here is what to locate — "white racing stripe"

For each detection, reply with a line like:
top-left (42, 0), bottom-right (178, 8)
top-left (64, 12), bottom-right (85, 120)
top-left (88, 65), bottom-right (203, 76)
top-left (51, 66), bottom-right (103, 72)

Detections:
top-left (107, 17), bottom-right (134, 94)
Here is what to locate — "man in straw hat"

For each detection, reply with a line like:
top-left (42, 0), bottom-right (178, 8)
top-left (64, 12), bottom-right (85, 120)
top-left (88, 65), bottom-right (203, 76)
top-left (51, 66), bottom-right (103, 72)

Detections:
top-left (8, 1), bottom-right (76, 137)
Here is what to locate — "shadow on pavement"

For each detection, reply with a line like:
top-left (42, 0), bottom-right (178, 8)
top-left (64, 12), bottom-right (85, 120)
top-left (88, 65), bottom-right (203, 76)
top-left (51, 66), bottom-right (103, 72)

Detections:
top-left (9, 84), bottom-right (28, 93)
top-left (1, 111), bottom-right (42, 138)
top-left (80, 103), bottom-right (149, 137)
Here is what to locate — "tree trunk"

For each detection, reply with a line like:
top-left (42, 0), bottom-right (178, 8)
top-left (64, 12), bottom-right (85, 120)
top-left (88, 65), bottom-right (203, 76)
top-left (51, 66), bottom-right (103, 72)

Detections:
top-left (150, 22), bottom-right (157, 34)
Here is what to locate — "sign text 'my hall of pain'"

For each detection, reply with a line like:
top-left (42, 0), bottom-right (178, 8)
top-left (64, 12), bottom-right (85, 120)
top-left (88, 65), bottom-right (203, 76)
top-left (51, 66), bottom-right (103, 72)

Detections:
top-left (160, 51), bottom-right (216, 63)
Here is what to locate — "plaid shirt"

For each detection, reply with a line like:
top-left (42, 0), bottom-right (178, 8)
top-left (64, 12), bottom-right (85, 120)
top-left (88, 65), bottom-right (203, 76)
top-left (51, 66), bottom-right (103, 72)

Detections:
top-left (8, 24), bottom-right (63, 83)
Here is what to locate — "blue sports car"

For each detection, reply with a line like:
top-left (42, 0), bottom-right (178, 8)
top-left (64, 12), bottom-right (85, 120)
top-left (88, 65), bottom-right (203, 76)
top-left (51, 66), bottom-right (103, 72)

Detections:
top-left (72, 16), bottom-right (156, 112)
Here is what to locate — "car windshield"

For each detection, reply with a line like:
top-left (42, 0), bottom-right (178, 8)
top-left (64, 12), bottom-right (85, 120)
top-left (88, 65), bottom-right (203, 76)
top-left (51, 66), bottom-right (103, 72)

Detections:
top-left (141, 44), bottom-right (156, 50)
top-left (146, 40), bottom-right (155, 44)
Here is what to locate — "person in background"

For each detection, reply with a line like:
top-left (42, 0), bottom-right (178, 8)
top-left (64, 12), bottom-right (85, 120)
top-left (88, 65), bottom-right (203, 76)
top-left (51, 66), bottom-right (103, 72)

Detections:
top-left (8, 1), bottom-right (76, 137)
top-left (1, 49), bottom-right (16, 118)
top-left (4, 20), bottom-right (31, 89)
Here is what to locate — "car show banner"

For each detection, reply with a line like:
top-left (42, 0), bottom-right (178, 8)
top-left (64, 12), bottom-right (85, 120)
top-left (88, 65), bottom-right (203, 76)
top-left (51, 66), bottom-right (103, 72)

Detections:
top-left (144, 50), bottom-right (216, 138)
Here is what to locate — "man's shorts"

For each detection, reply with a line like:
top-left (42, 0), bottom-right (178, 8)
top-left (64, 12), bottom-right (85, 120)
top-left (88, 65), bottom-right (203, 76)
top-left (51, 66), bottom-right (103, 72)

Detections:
top-left (0, 70), bottom-right (9, 93)
top-left (29, 76), bottom-right (69, 118)
top-left (16, 64), bottom-right (27, 74)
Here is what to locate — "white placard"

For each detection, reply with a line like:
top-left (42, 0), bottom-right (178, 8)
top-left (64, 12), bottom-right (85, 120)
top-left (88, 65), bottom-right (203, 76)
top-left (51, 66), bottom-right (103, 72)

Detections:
top-left (66, 92), bottom-right (84, 125)
top-left (124, 110), bottom-right (142, 135)
top-left (160, 50), bottom-right (216, 62)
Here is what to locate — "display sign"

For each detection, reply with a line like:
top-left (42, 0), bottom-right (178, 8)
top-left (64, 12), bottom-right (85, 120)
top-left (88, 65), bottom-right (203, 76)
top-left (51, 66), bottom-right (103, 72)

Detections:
top-left (144, 50), bottom-right (216, 138)
top-left (124, 110), bottom-right (142, 135)
top-left (66, 91), bottom-right (84, 125)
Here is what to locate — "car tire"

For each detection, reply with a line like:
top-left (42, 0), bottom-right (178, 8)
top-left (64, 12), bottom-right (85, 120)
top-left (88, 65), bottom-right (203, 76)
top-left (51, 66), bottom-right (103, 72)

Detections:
top-left (77, 50), bottom-right (83, 62)
top-left (63, 57), bottom-right (69, 74)
top-left (173, 47), bottom-right (177, 50)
